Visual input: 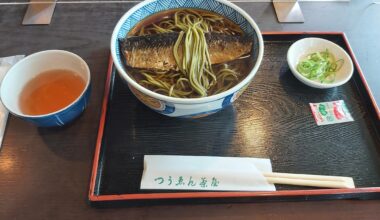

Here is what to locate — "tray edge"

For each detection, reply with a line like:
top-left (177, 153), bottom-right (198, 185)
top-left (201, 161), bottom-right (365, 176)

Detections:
top-left (88, 31), bottom-right (380, 203)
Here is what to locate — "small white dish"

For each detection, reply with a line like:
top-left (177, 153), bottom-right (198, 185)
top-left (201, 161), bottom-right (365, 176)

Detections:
top-left (287, 37), bottom-right (354, 89)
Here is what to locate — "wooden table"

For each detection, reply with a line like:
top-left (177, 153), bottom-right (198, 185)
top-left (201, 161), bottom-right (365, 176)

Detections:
top-left (0, 1), bottom-right (379, 219)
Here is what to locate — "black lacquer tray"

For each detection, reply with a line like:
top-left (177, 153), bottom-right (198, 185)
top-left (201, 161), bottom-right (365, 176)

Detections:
top-left (89, 33), bottom-right (380, 206)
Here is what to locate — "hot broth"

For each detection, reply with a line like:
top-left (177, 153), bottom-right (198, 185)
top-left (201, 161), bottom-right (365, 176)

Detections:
top-left (120, 9), bottom-right (254, 98)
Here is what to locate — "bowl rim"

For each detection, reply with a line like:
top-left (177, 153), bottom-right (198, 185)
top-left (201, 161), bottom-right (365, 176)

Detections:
top-left (110, 0), bottom-right (264, 104)
top-left (0, 50), bottom-right (91, 118)
top-left (287, 37), bottom-right (354, 89)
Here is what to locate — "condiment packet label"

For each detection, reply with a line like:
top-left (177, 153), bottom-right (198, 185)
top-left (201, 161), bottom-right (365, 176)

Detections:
top-left (310, 100), bottom-right (354, 126)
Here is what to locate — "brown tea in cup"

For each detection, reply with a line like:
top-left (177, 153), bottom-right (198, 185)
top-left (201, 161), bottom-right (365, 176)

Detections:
top-left (19, 69), bottom-right (85, 115)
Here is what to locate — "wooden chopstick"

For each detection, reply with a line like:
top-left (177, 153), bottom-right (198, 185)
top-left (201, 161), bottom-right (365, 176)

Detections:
top-left (262, 172), bottom-right (355, 189)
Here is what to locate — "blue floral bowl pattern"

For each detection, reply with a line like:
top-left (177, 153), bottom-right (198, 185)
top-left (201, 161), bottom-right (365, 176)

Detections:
top-left (111, 0), bottom-right (263, 118)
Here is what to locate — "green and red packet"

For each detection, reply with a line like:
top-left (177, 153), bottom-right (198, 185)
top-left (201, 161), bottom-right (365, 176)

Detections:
top-left (310, 100), bottom-right (354, 126)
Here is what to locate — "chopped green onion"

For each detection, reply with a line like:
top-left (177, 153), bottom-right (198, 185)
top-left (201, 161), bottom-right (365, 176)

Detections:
top-left (296, 49), bottom-right (344, 83)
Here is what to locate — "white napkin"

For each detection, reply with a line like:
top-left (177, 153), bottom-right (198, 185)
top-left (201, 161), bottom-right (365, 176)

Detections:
top-left (141, 155), bottom-right (276, 191)
top-left (0, 55), bottom-right (24, 148)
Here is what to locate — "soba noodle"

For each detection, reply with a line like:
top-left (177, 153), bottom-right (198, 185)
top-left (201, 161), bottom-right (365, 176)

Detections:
top-left (132, 10), bottom-right (244, 98)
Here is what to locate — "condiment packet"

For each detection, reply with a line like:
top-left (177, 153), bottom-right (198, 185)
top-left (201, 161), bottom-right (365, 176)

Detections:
top-left (310, 100), bottom-right (354, 126)
top-left (0, 55), bottom-right (24, 148)
top-left (141, 155), bottom-right (276, 191)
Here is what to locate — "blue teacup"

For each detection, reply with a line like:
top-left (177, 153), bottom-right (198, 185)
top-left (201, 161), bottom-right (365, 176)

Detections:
top-left (0, 50), bottom-right (91, 127)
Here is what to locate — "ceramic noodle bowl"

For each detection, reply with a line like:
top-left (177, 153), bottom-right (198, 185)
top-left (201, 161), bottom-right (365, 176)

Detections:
top-left (111, 0), bottom-right (263, 118)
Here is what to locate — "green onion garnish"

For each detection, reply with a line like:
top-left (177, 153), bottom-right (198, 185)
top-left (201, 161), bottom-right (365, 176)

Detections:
top-left (297, 49), bottom-right (344, 83)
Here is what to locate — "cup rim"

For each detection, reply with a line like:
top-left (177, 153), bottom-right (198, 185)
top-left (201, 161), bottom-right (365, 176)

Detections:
top-left (110, 0), bottom-right (264, 104)
top-left (0, 50), bottom-right (91, 118)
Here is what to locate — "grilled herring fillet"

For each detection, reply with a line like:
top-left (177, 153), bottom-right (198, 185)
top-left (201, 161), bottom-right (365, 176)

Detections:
top-left (120, 32), bottom-right (253, 71)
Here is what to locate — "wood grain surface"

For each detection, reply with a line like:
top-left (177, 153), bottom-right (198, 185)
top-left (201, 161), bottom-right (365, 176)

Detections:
top-left (0, 1), bottom-right (380, 220)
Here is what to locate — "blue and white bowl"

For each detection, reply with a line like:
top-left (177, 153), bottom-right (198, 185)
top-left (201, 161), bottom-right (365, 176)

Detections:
top-left (111, 0), bottom-right (263, 118)
top-left (0, 50), bottom-right (91, 127)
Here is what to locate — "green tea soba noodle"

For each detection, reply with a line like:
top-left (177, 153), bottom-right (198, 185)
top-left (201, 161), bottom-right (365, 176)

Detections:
top-left (128, 9), bottom-right (249, 98)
